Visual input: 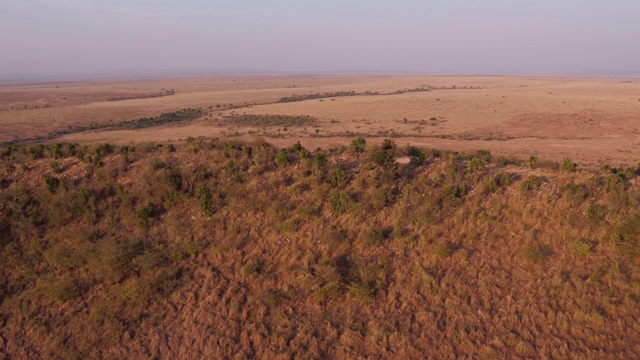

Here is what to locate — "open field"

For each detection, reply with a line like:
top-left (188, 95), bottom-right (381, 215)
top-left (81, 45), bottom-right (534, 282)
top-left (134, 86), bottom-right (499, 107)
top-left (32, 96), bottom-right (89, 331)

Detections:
top-left (2, 75), bottom-right (640, 168)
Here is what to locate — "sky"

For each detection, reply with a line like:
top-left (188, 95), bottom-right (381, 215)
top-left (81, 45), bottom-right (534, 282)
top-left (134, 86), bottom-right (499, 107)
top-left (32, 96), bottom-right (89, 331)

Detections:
top-left (1, 0), bottom-right (639, 79)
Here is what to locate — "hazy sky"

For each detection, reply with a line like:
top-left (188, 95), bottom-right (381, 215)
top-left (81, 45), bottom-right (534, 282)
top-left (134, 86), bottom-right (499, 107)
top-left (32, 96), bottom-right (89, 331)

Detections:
top-left (1, 0), bottom-right (639, 78)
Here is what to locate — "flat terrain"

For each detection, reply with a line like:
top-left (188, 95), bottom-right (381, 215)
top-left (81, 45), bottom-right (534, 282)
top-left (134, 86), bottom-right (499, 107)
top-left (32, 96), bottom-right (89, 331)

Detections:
top-left (2, 75), bottom-right (640, 167)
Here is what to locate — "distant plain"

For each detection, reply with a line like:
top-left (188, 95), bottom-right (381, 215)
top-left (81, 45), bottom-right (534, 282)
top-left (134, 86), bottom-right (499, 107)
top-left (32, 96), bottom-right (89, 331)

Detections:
top-left (2, 75), bottom-right (639, 167)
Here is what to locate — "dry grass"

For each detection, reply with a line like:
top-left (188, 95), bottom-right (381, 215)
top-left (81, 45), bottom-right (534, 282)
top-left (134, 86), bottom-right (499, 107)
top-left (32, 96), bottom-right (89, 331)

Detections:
top-left (2, 140), bottom-right (640, 358)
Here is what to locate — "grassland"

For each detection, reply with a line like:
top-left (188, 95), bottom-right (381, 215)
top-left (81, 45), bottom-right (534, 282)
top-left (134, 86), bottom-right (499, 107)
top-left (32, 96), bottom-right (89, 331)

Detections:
top-left (2, 75), bottom-right (640, 167)
top-left (2, 139), bottom-right (640, 358)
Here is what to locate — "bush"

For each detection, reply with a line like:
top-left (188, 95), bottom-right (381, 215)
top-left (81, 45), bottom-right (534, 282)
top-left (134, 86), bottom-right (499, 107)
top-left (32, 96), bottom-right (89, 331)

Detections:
top-left (315, 282), bottom-right (342, 301)
top-left (372, 188), bottom-right (394, 209)
top-left (50, 161), bottom-right (61, 173)
top-left (370, 150), bottom-right (393, 166)
top-left (520, 175), bottom-right (543, 193)
top-left (241, 260), bottom-right (262, 278)
top-left (351, 137), bottom-right (366, 153)
top-left (151, 159), bottom-right (167, 170)
top-left (199, 186), bottom-right (214, 216)
top-left (348, 281), bottom-right (376, 300)
top-left (329, 191), bottom-right (348, 213)
top-left (407, 146), bottom-right (426, 166)
top-left (614, 214), bottom-right (640, 261)
top-left (47, 278), bottom-right (80, 302)
top-left (561, 158), bottom-right (577, 172)
top-left (329, 168), bottom-right (346, 188)
top-left (136, 202), bottom-right (155, 227)
top-left (521, 246), bottom-right (550, 263)
top-left (434, 243), bottom-right (452, 259)
top-left (361, 227), bottom-right (386, 246)
top-left (586, 203), bottom-right (605, 221)
top-left (165, 166), bottom-right (183, 191)
top-left (468, 157), bottom-right (485, 172)
top-left (274, 150), bottom-right (290, 167)
top-left (29, 144), bottom-right (45, 159)
top-left (44, 174), bottom-right (62, 194)
top-left (572, 240), bottom-right (593, 257)
top-left (312, 153), bottom-right (328, 176)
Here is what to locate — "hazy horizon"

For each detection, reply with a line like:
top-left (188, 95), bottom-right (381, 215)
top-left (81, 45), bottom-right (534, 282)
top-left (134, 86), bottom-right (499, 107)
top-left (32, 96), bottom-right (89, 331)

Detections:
top-left (2, 0), bottom-right (640, 80)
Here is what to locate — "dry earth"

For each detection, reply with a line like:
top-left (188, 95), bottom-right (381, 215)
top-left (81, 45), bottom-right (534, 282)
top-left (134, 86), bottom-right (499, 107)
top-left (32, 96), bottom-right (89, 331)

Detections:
top-left (1, 75), bottom-right (640, 167)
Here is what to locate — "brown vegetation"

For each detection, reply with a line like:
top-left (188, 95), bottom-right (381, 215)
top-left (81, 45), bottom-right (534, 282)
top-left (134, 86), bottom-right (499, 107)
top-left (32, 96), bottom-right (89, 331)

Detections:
top-left (2, 139), bottom-right (640, 358)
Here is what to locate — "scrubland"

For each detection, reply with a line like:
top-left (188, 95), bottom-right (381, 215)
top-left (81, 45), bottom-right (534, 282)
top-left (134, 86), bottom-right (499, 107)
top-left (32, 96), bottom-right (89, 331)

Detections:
top-left (2, 138), bottom-right (640, 358)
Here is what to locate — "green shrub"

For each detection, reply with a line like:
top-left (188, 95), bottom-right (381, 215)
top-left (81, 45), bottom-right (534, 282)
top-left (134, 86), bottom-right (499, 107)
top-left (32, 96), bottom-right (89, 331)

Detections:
top-left (468, 157), bottom-right (485, 172)
top-left (351, 137), bottom-right (366, 153)
top-left (360, 227), bottom-right (390, 246)
top-left (94, 143), bottom-right (115, 157)
top-left (136, 202), bottom-right (155, 227)
top-left (604, 174), bottom-right (625, 193)
top-left (586, 203), bottom-right (605, 221)
top-left (165, 166), bottom-right (183, 191)
top-left (520, 175), bottom-right (543, 193)
top-left (329, 191), bottom-right (348, 213)
top-left (29, 144), bottom-right (45, 159)
top-left (274, 150), bottom-right (290, 167)
top-left (199, 186), bottom-right (214, 216)
top-left (521, 246), bottom-right (549, 263)
top-left (47, 278), bottom-right (80, 302)
top-left (614, 214), bottom-right (640, 261)
top-left (315, 282), bottom-right (342, 301)
top-left (151, 159), bottom-right (167, 170)
top-left (45, 243), bottom-right (84, 269)
top-left (572, 240), bottom-right (593, 257)
top-left (561, 158), bottom-right (577, 172)
top-left (382, 139), bottom-right (395, 151)
top-left (44, 174), bottom-right (62, 193)
top-left (370, 150), bottom-right (393, 166)
top-left (372, 188), bottom-right (394, 209)
top-left (434, 243), bottom-right (452, 259)
top-left (348, 281), bottom-right (376, 300)
top-left (476, 149), bottom-right (492, 162)
top-left (98, 239), bottom-right (143, 281)
top-left (407, 146), bottom-right (426, 166)
top-left (50, 161), bottom-right (61, 173)
top-left (330, 168), bottom-right (346, 188)
top-left (312, 153), bottom-right (328, 176)
top-left (241, 260), bottom-right (263, 278)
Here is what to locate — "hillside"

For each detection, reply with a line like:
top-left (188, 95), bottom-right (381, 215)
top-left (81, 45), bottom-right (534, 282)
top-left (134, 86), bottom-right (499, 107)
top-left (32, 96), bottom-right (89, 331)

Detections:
top-left (2, 139), bottom-right (640, 358)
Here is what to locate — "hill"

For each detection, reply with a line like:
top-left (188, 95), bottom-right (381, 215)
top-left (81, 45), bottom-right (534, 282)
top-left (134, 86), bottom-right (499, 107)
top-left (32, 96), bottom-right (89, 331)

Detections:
top-left (1, 138), bottom-right (640, 358)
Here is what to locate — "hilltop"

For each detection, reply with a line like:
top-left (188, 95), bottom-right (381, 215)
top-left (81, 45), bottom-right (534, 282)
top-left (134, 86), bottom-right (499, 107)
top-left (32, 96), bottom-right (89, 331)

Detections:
top-left (1, 138), bottom-right (640, 358)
